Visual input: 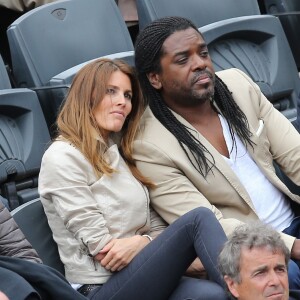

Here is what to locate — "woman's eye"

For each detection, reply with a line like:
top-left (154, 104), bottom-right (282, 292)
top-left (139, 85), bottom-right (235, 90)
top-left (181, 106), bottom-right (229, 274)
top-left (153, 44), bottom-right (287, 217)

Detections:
top-left (106, 88), bottom-right (116, 95)
top-left (125, 93), bottom-right (132, 100)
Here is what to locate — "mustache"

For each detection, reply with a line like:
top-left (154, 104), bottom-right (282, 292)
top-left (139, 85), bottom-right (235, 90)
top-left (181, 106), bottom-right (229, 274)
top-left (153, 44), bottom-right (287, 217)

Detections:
top-left (265, 287), bottom-right (286, 297)
top-left (191, 70), bottom-right (214, 84)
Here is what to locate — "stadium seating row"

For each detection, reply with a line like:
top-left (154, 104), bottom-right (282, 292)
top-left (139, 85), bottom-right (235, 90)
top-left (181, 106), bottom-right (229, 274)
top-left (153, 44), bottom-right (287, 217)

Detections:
top-left (0, 0), bottom-right (298, 274)
top-left (0, 0), bottom-right (299, 211)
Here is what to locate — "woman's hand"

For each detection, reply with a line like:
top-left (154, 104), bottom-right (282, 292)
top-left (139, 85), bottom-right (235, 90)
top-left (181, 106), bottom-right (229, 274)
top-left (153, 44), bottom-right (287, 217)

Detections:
top-left (94, 235), bottom-right (150, 272)
top-left (185, 258), bottom-right (207, 279)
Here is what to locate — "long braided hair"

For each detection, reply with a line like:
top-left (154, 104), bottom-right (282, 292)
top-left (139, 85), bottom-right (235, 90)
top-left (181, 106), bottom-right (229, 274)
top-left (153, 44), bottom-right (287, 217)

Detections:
top-left (135, 16), bottom-right (254, 177)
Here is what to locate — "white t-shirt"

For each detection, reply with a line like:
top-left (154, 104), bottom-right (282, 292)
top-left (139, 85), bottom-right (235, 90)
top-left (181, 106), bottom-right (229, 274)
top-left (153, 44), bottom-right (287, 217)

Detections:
top-left (219, 114), bottom-right (294, 231)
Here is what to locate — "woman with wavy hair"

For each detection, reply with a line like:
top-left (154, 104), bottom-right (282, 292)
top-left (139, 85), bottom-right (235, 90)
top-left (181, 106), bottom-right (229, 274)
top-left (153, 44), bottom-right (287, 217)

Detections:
top-left (39, 58), bottom-right (228, 300)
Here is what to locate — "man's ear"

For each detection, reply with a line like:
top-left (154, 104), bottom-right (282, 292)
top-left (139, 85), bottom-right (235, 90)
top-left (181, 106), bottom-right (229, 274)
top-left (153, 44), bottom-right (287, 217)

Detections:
top-left (147, 72), bottom-right (162, 90)
top-left (224, 275), bottom-right (240, 299)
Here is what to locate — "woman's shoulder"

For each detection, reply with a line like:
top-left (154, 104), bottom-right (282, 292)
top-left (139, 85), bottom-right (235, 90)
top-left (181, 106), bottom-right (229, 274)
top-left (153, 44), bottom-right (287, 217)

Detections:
top-left (42, 138), bottom-right (86, 165)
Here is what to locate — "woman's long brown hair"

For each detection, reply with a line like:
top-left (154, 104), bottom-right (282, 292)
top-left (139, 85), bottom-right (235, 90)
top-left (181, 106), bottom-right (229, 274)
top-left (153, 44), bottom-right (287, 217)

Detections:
top-left (57, 58), bottom-right (154, 187)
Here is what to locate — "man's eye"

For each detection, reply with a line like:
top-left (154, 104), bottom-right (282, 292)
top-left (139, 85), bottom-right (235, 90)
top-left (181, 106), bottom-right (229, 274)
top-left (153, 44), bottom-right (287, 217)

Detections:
top-left (253, 271), bottom-right (265, 277)
top-left (200, 51), bottom-right (209, 57)
top-left (176, 57), bottom-right (187, 64)
top-left (277, 267), bottom-right (286, 273)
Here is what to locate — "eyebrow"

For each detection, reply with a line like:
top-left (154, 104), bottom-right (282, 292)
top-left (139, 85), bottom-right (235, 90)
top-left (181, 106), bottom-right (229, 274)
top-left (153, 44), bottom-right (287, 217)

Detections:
top-left (274, 263), bottom-right (287, 270)
top-left (252, 265), bottom-right (268, 276)
top-left (251, 263), bottom-right (286, 277)
top-left (173, 43), bottom-right (208, 57)
top-left (107, 85), bottom-right (132, 93)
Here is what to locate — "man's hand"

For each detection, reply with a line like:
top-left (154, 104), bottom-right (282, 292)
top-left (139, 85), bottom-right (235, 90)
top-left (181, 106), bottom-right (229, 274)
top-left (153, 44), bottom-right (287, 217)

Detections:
top-left (94, 236), bottom-right (149, 272)
top-left (185, 258), bottom-right (207, 279)
top-left (291, 239), bottom-right (300, 260)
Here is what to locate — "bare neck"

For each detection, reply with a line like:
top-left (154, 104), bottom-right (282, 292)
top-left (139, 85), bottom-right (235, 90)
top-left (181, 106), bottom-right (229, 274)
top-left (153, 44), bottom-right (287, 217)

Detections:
top-left (168, 99), bottom-right (217, 127)
top-left (167, 99), bottom-right (229, 157)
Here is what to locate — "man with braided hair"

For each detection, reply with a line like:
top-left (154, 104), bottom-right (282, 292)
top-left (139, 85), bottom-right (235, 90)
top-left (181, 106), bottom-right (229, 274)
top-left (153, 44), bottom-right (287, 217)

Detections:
top-left (133, 16), bottom-right (300, 289)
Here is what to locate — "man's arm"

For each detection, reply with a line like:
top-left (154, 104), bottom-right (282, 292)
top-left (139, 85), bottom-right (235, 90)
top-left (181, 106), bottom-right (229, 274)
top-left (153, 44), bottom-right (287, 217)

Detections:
top-left (234, 69), bottom-right (300, 186)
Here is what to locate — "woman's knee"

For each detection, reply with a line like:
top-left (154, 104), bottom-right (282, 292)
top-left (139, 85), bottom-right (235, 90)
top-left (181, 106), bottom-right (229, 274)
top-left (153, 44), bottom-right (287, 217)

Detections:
top-left (187, 207), bottom-right (216, 224)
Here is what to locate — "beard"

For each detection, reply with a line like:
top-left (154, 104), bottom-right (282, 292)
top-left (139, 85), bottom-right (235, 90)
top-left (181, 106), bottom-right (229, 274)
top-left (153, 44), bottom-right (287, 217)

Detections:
top-left (166, 71), bottom-right (215, 107)
top-left (190, 82), bottom-right (215, 104)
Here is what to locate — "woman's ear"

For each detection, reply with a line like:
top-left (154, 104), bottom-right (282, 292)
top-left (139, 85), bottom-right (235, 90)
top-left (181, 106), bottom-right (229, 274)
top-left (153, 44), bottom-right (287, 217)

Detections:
top-left (147, 72), bottom-right (162, 90)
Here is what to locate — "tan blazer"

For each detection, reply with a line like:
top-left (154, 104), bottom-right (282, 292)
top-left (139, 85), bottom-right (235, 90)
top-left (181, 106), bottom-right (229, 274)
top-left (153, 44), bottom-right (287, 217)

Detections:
top-left (133, 68), bottom-right (300, 250)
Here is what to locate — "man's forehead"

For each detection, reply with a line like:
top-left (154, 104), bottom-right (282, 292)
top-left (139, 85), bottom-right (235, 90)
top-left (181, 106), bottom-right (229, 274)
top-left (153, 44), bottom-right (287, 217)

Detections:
top-left (240, 246), bottom-right (286, 265)
top-left (161, 28), bottom-right (205, 55)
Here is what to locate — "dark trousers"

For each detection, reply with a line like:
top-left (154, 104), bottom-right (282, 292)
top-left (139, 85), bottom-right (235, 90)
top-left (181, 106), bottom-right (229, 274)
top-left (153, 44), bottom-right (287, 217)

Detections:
top-left (283, 216), bottom-right (300, 290)
top-left (89, 207), bottom-right (228, 300)
top-left (0, 256), bottom-right (86, 300)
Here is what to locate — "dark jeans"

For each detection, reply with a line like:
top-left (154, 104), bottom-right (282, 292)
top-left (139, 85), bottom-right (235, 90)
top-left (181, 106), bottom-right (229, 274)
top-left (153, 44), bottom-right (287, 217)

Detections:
top-left (283, 216), bottom-right (300, 289)
top-left (88, 207), bottom-right (228, 300)
top-left (0, 256), bottom-right (86, 300)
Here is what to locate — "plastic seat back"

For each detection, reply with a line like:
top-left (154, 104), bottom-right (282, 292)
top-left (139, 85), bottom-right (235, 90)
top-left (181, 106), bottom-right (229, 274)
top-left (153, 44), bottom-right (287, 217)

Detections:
top-left (0, 88), bottom-right (50, 209)
top-left (137, 0), bottom-right (260, 29)
top-left (7, 0), bottom-right (134, 88)
top-left (7, 0), bottom-right (134, 131)
top-left (201, 15), bottom-right (300, 123)
top-left (0, 54), bottom-right (11, 89)
top-left (49, 52), bottom-right (135, 92)
top-left (263, 0), bottom-right (300, 70)
top-left (11, 199), bottom-right (65, 275)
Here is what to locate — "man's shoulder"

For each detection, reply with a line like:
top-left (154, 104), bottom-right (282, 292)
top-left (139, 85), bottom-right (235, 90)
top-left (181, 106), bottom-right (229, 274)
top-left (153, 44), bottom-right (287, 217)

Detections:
top-left (216, 68), bottom-right (258, 89)
top-left (135, 107), bottom-right (179, 148)
top-left (216, 68), bottom-right (261, 104)
top-left (216, 68), bottom-right (253, 83)
top-left (138, 107), bottom-right (169, 135)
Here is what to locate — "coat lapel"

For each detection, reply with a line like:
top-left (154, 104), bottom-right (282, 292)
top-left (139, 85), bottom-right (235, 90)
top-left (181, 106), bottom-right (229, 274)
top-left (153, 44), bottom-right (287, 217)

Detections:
top-left (171, 108), bottom-right (258, 211)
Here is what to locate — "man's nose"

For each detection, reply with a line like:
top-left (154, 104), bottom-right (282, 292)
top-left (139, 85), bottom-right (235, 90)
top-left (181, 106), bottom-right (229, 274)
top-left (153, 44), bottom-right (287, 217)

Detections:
top-left (268, 271), bottom-right (281, 286)
top-left (191, 54), bottom-right (206, 70)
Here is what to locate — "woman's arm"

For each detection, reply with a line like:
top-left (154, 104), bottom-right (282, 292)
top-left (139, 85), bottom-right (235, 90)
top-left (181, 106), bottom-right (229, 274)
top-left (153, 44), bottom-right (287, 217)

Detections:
top-left (39, 142), bottom-right (113, 256)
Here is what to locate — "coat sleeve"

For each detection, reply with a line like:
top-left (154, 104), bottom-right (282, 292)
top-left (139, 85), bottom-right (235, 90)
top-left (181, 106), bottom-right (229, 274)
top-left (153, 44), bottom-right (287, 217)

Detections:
top-left (234, 68), bottom-right (300, 186)
top-left (0, 202), bottom-right (42, 263)
top-left (148, 205), bottom-right (168, 239)
top-left (39, 143), bottom-right (113, 257)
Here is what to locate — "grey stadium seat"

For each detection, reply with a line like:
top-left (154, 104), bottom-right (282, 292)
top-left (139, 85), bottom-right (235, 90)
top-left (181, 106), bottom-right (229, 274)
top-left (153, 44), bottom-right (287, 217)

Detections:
top-left (0, 54), bottom-right (11, 89)
top-left (0, 87), bottom-right (50, 209)
top-left (7, 0), bottom-right (134, 130)
top-left (136, 0), bottom-right (260, 30)
top-left (201, 14), bottom-right (300, 123)
top-left (136, 0), bottom-right (300, 125)
top-left (263, 0), bottom-right (300, 71)
top-left (11, 199), bottom-right (65, 275)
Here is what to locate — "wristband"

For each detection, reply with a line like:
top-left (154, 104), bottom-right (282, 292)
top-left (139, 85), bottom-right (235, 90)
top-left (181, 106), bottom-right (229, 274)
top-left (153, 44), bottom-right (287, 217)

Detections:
top-left (142, 234), bottom-right (153, 242)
